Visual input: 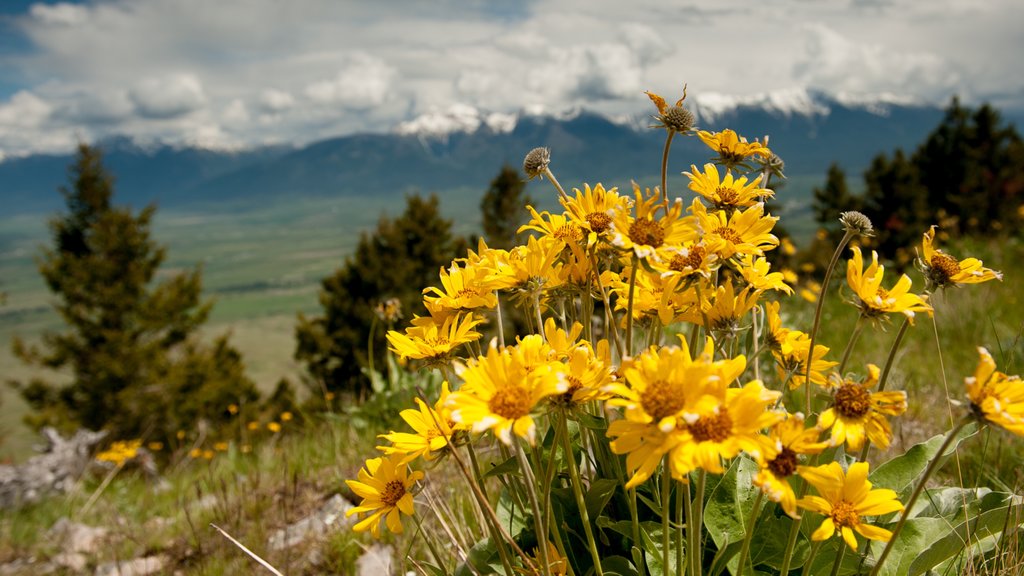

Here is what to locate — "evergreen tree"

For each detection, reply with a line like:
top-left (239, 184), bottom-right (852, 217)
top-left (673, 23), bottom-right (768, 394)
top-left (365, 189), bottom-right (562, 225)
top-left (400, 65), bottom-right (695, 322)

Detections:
top-left (861, 150), bottom-right (929, 265)
top-left (10, 144), bottom-right (258, 443)
top-left (295, 194), bottom-right (466, 398)
top-left (812, 163), bottom-right (860, 242)
top-left (480, 164), bottom-right (532, 249)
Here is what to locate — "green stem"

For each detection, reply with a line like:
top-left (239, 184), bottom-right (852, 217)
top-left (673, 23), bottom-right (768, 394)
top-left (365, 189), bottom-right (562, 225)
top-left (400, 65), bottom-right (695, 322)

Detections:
top-left (660, 131), bottom-right (675, 214)
top-left (828, 542), bottom-right (847, 576)
top-left (693, 470), bottom-right (706, 576)
top-left (777, 505), bottom-right (804, 575)
top-left (625, 257), bottom-right (639, 356)
top-left (683, 475), bottom-right (697, 576)
top-left (676, 474), bottom-right (685, 576)
top-left (591, 251), bottom-right (624, 361)
top-left (495, 290), bottom-right (506, 349)
top-left (543, 166), bottom-right (569, 203)
top-left (535, 292), bottom-right (546, 339)
top-left (662, 460), bottom-right (672, 576)
top-left (856, 316), bottom-right (911, 462)
top-left (737, 490), bottom-right (764, 575)
top-left (800, 539), bottom-right (823, 576)
top-left (413, 512), bottom-right (450, 573)
top-left (870, 418), bottom-right (971, 575)
top-left (467, 442), bottom-right (515, 574)
top-left (805, 229), bottom-right (857, 416)
top-left (516, 439), bottom-right (551, 576)
top-left (837, 317), bottom-right (865, 375)
top-left (559, 412), bottom-right (604, 576)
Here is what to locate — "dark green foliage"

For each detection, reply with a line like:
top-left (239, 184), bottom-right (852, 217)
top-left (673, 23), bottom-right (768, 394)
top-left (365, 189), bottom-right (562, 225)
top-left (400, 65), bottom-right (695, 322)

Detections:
top-left (480, 164), bottom-right (532, 249)
top-left (9, 144), bottom-right (258, 445)
top-left (812, 163), bottom-right (861, 243)
top-left (294, 194), bottom-right (466, 398)
top-left (811, 99), bottom-right (1024, 265)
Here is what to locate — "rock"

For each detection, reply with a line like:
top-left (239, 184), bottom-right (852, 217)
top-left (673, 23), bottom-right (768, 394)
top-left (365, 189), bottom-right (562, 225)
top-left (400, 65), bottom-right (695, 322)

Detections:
top-left (0, 427), bottom-right (107, 509)
top-left (47, 517), bottom-right (109, 554)
top-left (94, 554), bottom-right (168, 576)
top-left (51, 552), bottom-right (88, 572)
top-left (267, 494), bottom-right (354, 550)
top-left (356, 544), bottom-right (393, 576)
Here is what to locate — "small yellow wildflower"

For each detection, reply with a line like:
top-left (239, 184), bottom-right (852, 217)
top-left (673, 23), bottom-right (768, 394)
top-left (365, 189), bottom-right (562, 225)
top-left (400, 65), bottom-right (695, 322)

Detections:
top-left (754, 414), bottom-right (829, 518)
top-left (346, 455), bottom-right (424, 538)
top-left (696, 128), bottom-right (771, 168)
top-left (267, 422), bottom-right (281, 433)
top-left (797, 462), bottom-right (903, 551)
top-left (847, 247), bottom-right (932, 323)
top-left (966, 347), bottom-right (1024, 436)
top-left (919, 225), bottom-right (1002, 290)
top-left (95, 439), bottom-right (142, 466)
top-left (386, 312), bottom-right (484, 364)
top-left (817, 365), bottom-right (907, 451)
top-left (684, 163), bottom-right (773, 210)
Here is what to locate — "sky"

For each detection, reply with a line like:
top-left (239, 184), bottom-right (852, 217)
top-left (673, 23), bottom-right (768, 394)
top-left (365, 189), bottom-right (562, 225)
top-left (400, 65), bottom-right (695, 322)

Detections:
top-left (0, 0), bottom-right (1022, 158)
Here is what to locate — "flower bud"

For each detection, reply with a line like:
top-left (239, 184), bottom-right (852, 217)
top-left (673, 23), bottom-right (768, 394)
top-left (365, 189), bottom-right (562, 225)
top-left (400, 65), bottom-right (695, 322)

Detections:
top-left (523, 147), bottom-right (551, 180)
top-left (840, 211), bottom-right (874, 237)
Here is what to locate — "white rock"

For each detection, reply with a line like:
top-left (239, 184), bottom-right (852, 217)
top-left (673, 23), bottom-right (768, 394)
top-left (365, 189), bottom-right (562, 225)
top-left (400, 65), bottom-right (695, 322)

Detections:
top-left (356, 544), bottom-right (392, 576)
top-left (267, 494), bottom-right (353, 550)
top-left (94, 554), bottom-right (168, 576)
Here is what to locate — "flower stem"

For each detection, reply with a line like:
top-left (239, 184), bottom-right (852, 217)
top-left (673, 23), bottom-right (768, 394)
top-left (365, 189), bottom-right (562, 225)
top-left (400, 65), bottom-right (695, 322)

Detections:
top-left (837, 317), bottom-right (865, 374)
top-left (660, 131), bottom-right (675, 214)
top-left (806, 229), bottom-right (856, 416)
top-left (800, 539), bottom-right (823, 576)
top-left (559, 411), bottom-right (605, 576)
top-left (777, 505), bottom-right (804, 575)
top-left (625, 256), bottom-right (640, 356)
top-left (737, 489), bottom-right (764, 575)
top-left (516, 438), bottom-right (551, 576)
top-left (543, 166), bottom-right (569, 203)
top-left (662, 460), bottom-right (672, 576)
top-left (693, 470), bottom-right (706, 576)
top-left (870, 417), bottom-right (971, 575)
top-left (856, 316), bottom-right (911, 462)
top-left (495, 290), bottom-right (506, 348)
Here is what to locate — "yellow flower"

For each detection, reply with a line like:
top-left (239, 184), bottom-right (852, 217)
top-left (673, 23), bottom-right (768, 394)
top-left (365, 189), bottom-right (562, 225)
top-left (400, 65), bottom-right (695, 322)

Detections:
top-left (247, 421), bottom-right (259, 432)
top-left (774, 331), bottom-right (837, 390)
top-left (551, 344), bottom-right (613, 409)
top-left (684, 163), bottom-right (773, 210)
top-left (560, 183), bottom-right (631, 247)
top-left (379, 382), bottom-right (459, 463)
top-left (485, 235), bottom-right (566, 295)
top-left (701, 279), bottom-right (760, 339)
top-left (214, 441), bottom-right (229, 452)
top-left (448, 346), bottom-right (566, 445)
top-left (966, 347), bottom-right (1024, 436)
top-left (762, 300), bottom-right (790, 352)
top-left (736, 254), bottom-right (794, 295)
top-left (227, 403), bottom-right (239, 415)
top-left (817, 364), bottom-right (907, 450)
top-left (797, 461), bottom-right (903, 551)
top-left (386, 312), bottom-right (484, 364)
top-left (696, 129), bottom-right (771, 168)
top-left (189, 447), bottom-right (202, 459)
top-left (147, 442), bottom-right (164, 452)
top-left (423, 262), bottom-right (497, 312)
top-left (609, 183), bottom-right (696, 262)
top-left (346, 455), bottom-right (424, 538)
top-left (519, 542), bottom-right (569, 576)
top-left (846, 247), bottom-right (932, 323)
top-left (654, 241), bottom-right (718, 281)
top-left (691, 199), bottom-right (779, 260)
top-left (919, 225), bottom-right (1002, 289)
top-left (280, 411), bottom-right (293, 422)
top-left (95, 439), bottom-right (142, 466)
top-left (645, 86), bottom-right (694, 133)
top-left (519, 206), bottom-right (585, 248)
top-left (267, 422), bottom-right (281, 433)
top-left (542, 318), bottom-right (584, 360)
top-left (754, 414), bottom-right (829, 518)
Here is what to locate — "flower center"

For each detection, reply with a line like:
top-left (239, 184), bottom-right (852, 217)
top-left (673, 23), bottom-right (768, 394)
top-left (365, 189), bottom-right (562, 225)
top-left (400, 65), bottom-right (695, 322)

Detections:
top-left (456, 288), bottom-right (479, 300)
top-left (488, 385), bottom-right (533, 420)
top-left (424, 336), bottom-right (449, 348)
top-left (639, 379), bottom-right (686, 421)
top-left (555, 224), bottom-right (583, 242)
top-left (670, 246), bottom-right (706, 272)
top-left (586, 212), bottom-right (612, 233)
top-left (929, 253), bottom-right (961, 284)
top-left (767, 447), bottom-right (798, 478)
top-left (715, 186), bottom-right (740, 206)
top-left (688, 409), bottom-right (733, 442)
top-left (713, 226), bottom-right (742, 245)
top-left (831, 500), bottom-right (860, 529)
top-left (628, 218), bottom-right (665, 248)
top-left (834, 384), bottom-right (872, 419)
top-left (380, 480), bottom-right (406, 507)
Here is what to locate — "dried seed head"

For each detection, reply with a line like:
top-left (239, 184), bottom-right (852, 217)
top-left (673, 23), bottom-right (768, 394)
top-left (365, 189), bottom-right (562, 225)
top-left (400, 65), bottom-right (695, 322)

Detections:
top-left (840, 211), bottom-right (874, 237)
top-left (660, 105), bottom-right (695, 133)
top-left (523, 147), bottom-right (551, 180)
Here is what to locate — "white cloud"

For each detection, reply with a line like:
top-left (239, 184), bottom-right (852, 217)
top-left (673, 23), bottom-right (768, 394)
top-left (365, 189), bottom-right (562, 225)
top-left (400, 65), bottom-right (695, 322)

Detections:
top-left (128, 74), bottom-right (206, 119)
top-left (28, 2), bottom-right (89, 26)
top-left (0, 90), bottom-right (51, 128)
top-left (304, 53), bottom-right (394, 108)
top-left (259, 89), bottom-right (294, 114)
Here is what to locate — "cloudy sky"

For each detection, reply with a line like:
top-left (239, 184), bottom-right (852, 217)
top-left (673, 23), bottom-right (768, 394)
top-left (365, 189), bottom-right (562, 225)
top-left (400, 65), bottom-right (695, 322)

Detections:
top-left (0, 0), bottom-right (1021, 158)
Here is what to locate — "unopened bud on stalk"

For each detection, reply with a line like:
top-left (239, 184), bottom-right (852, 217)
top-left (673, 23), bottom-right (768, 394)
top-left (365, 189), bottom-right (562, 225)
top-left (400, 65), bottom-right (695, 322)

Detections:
top-left (840, 211), bottom-right (874, 237)
top-left (661, 105), bottom-right (695, 134)
top-left (760, 152), bottom-right (786, 179)
top-left (523, 147), bottom-right (551, 180)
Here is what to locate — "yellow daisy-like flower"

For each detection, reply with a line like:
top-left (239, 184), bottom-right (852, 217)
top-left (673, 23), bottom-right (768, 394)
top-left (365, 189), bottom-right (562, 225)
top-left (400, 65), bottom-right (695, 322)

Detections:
top-left (763, 300), bottom-right (790, 352)
top-left (519, 542), bottom-right (569, 576)
top-left (697, 129), bottom-right (771, 168)
top-left (920, 225), bottom-right (1002, 290)
top-left (485, 235), bottom-right (566, 294)
top-left (378, 382), bottom-right (460, 464)
top-left (966, 347), bottom-right (1024, 436)
top-left (797, 461), bottom-right (904, 551)
top-left (817, 364), bottom-right (907, 450)
top-left (753, 414), bottom-right (829, 518)
top-left (519, 206), bottom-right (585, 248)
top-left (386, 312), bottom-right (484, 364)
top-left (684, 163), bottom-right (773, 210)
top-left (736, 254), bottom-right (794, 295)
top-left (691, 199), bottom-right (779, 260)
top-left (560, 183), bottom-right (631, 248)
top-left (448, 346), bottom-right (567, 445)
top-left (701, 278), bottom-right (761, 339)
top-left (846, 246), bottom-right (932, 323)
top-left (346, 454), bottom-right (424, 538)
top-left (543, 318), bottom-right (584, 360)
top-left (423, 262), bottom-right (498, 312)
top-left (609, 183), bottom-right (696, 262)
top-left (95, 439), bottom-right (142, 466)
top-left (774, 331), bottom-right (837, 390)
top-left (655, 241), bottom-right (718, 281)
top-left (551, 345), bottom-right (613, 409)
top-left (668, 380), bottom-right (782, 478)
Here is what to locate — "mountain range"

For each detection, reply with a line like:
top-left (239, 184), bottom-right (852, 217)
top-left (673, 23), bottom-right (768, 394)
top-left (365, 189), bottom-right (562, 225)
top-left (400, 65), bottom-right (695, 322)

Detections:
top-left (3, 89), bottom-right (1014, 216)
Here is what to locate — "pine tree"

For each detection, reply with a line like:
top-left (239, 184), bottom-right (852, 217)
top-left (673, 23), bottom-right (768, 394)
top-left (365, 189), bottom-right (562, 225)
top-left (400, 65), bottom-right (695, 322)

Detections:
top-left (812, 163), bottom-right (860, 240)
top-left (295, 194), bottom-right (466, 399)
top-left (480, 164), bottom-right (532, 249)
top-left (10, 144), bottom-right (258, 443)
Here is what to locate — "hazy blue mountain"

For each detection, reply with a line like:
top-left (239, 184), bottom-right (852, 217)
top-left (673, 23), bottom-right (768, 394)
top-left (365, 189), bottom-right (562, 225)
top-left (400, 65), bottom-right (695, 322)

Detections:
top-left (5, 89), bottom-right (1012, 216)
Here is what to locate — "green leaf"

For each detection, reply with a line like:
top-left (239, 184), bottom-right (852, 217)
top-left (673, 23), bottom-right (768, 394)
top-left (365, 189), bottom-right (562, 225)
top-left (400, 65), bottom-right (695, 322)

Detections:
top-left (869, 423), bottom-right (978, 497)
top-left (496, 489), bottom-right (528, 538)
top-left (576, 411), bottom-right (609, 431)
top-left (454, 538), bottom-right (499, 576)
top-left (869, 517), bottom-right (951, 576)
top-left (484, 456), bottom-right (520, 478)
top-left (600, 556), bottom-right (640, 576)
top-left (639, 523), bottom-right (679, 576)
top-left (703, 456), bottom-right (758, 552)
top-left (585, 478), bottom-right (620, 520)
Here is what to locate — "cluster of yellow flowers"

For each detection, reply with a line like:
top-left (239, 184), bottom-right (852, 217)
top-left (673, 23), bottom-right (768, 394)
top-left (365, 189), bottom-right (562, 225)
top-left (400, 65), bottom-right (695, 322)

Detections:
top-left (346, 88), bottom-right (1019, 573)
top-left (95, 439), bottom-right (142, 466)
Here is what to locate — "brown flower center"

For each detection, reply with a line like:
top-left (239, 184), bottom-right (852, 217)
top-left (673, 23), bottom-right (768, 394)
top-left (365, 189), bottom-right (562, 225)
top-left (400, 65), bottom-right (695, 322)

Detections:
top-left (834, 384), bottom-right (872, 419)
top-left (628, 218), bottom-right (665, 248)
top-left (715, 186), bottom-right (740, 206)
top-left (456, 288), bottom-right (479, 300)
top-left (488, 385), bottom-right (533, 420)
top-left (713, 226), bottom-right (742, 245)
top-left (670, 246), bottom-right (706, 273)
top-left (586, 212), bottom-right (612, 234)
top-left (639, 379), bottom-right (686, 422)
top-left (688, 409), bottom-right (733, 442)
top-left (381, 480), bottom-right (407, 507)
top-left (767, 447), bottom-right (798, 478)
top-left (831, 500), bottom-right (860, 529)
top-left (424, 336), bottom-right (449, 348)
top-left (555, 224), bottom-right (584, 242)
top-left (929, 253), bottom-right (961, 285)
